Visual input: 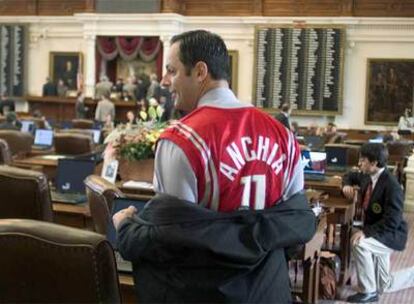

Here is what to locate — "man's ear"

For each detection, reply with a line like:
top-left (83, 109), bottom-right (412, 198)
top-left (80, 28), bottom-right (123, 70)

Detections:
top-left (194, 61), bottom-right (208, 82)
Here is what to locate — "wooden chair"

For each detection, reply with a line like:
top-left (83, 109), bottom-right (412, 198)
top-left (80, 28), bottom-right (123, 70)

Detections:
top-left (0, 219), bottom-right (121, 303)
top-left (84, 175), bottom-right (125, 235)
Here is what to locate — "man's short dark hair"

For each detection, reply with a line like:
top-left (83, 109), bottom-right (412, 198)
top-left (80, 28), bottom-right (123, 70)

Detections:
top-left (170, 30), bottom-right (230, 81)
top-left (281, 103), bottom-right (291, 112)
top-left (360, 143), bottom-right (388, 168)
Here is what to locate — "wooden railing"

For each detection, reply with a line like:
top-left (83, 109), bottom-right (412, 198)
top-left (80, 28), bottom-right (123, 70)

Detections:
top-left (0, 0), bottom-right (413, 17)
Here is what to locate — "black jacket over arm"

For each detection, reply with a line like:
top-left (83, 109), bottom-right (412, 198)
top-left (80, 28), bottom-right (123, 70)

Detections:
top-left (342, 169), bottom-right (407, 251)
top-left (117, 192), bottom-right (316, 303)
top-left (274, 112), bottom-right (290, 130)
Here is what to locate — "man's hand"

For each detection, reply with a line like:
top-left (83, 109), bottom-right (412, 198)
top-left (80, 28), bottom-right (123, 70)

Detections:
top-left (351, 230), bottom-right (365, 246)
top-left (112, 206), bottom-right (137, 230)
top-left (342, 185), bottom-right (355, 200)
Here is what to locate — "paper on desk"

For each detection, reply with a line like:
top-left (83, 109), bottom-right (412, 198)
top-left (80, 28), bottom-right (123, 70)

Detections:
top-left (122, 180), bottom-right (154, 190)
top-left (40, 155), bottom-right (67, 160)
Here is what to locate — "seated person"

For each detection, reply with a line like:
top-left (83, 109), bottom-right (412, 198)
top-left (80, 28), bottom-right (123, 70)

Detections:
top-left (322, 122), bottom-right (339, 143)
top-left (0, 112), bottom-right (21, 130)
top-left (125, 110), bottom-right (137, 128)
top-left (342, 143), bottom-right (413, 303)
top-left (398, 108), bottom-right (414, 131)
top-left (33, 109), bottom-right (52, 129)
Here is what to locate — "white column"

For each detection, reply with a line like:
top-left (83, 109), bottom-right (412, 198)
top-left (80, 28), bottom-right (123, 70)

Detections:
top-left (84, 34), bottom-right (96, 98)
top-left (160, 35), bottom-right (171, 76)
top-left (404, 154), bottom-right (414, 212)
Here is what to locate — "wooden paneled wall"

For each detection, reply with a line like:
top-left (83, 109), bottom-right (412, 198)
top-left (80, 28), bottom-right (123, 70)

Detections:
top-left (1, 0), bottom-right (414, 17)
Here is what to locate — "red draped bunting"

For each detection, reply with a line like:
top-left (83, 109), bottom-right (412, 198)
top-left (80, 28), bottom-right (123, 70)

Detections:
top-left (96, 36), bottom-right (163, 81)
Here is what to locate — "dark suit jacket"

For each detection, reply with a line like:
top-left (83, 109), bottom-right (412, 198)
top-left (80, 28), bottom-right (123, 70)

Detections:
top-left (343, 169), bottom-right (407, 251)
top-left (118, 192), bottom-right (316, 303)
top-left (42, 82), bottom-right (57, 96)
top-left (275, 112), bottom-right (290, 130)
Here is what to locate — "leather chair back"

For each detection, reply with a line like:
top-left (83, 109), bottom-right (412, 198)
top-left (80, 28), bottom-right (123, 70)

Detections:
top-left (72, 119), bottom-right (94, 129)
top-left (85, 175), bottom-right (125, 235)
top-left (0, 219), bottom-right (121, 303)
top-left (0, 130), bottom-right (33, 158)
top-left (0, 139), bottom-right (12, 164)
top-left (54, 132), bottom-right (94, 155)
top-left (0, 166), bottom-right (53, 221)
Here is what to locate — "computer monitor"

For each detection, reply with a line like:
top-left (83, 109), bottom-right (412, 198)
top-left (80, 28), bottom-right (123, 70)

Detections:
top-left (55, 158), bottom-right (96, 194)
top-left (369, 136), bottom-right (384, 144)
top-left (302, 150), bottom-right (327, 175)
top-left (20, 120), bottom-right (35, 134)
top-left (325, 146), bottom-right (347, 168)
top-left (303, 136), bottom-right (325, 151)
top-left (87, 129), bottom-right (101, 144)
top-left (34, 129), bottom-right (54, 147)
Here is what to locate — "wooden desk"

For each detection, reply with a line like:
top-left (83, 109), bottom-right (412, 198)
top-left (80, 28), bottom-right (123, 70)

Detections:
top-left (13, 155), bottom-right (58, 180)
top-left (344, 139), bottom-right (367, 146)
top-left (26, 96), bottom-right (136, 123)
top-left (119, 274), bottom-right (137, 303)
top-left (305, 175), bottom-right (343, 197)
top-left (53, 201), bottom-right (93, 229)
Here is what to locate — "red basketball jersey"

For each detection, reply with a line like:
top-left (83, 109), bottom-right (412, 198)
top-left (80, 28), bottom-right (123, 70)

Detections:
top-left (159, 106), bottom-right (301, 212)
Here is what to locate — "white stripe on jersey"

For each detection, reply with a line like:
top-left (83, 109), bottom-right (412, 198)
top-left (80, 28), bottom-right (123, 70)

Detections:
top-left (172, 122), bottom-right (220, 210)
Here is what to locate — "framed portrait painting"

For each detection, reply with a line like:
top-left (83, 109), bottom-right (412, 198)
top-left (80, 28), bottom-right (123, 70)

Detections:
top-left (365, 59), bottom-right (414, 125)
top-left (49, 52), bottom-right (83, 91)
top-left (228, 50), bottom-right (238, 96)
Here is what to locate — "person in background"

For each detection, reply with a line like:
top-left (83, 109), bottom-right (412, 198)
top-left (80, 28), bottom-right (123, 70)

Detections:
top-left (398, 108), bottom-right (413, 131)
top-left (42, 77), bottom-right (57, 96)
top-left (342, 143), bottom-right (412, 303)
top-left (111, 77), bottom-right (124, 98)
top-left (137, 98), bottom-right (150, 122)
top-left (275, 102), bottom-right (292, 130)
top-left (125, 110), bottom-right (137, 127)
top-left (75, 91), bottom-right (88, 119)
top-left (291, 121), bottom-right (300, 136)
top-left (56, 79), bottom-right (68, 97)
top-left (0, 93), bottom-right (16, 115)
top-left (322, 122), bottom-right (339, 143)
top-left (146, 73), bottom-right (160, 100)
top-left (32, 109), bottom-right (52, 130)
top-left (123, 76), bottom-right (137, 101)
top-left (0, 112), bottom-right (21, 130)
top-left (95, 91), bottom-right (115, 125)
top-left (112, 30), bottom-right (314, 303)
top-left (95, 75), bottom-right (113, 100)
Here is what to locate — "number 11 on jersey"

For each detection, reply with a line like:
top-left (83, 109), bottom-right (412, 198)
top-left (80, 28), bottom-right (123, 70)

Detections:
top-left (240, 175), bottom-right (266, 209)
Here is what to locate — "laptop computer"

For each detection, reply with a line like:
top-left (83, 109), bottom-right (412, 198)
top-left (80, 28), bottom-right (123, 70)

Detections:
top-left (326, 146), bottom-right (348, 172)
top-left (107, 197), bottom-right (148, 273)
top-left (87, 129), bottom-right (101, 144)
top-left (32, 129), bottom-right (54, 150)
top-left (303, 136), bottom-right (325, 151)
top-left (50, 158), bottom-right (95, 204)
top-left (21, 120), bottom-right (35, 134)
top-left (302, 150), bottom-right (327, 181)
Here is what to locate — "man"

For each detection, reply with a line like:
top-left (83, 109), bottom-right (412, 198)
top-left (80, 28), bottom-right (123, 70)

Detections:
top-left (42, 77), bottom-right (57, 96)
top-left (95, 75), bottom-right (113, 100)
top-left (113, 30), bottom-right (313, 303)
top-left (94, 91), bottom-right (115, 125)
top-left (343, 143), bottom-right (412, 303)
top-left (275, 102), bottom-right (292, 130)
top-left (0, 112), bottom-right (21, 130)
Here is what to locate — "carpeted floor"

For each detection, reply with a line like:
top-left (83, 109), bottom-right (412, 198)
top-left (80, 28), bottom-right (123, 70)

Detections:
top-left (321, 212), bottom-right (414, 303)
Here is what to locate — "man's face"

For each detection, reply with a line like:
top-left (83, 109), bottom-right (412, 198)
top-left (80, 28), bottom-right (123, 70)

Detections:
top-left (162, 42), bottom-right (201, 112)
top-left (358, 157), bottom-right (377, 174)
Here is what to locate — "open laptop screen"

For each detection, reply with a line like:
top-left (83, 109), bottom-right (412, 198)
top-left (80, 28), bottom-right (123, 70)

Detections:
top-left (326, 146), bottom-right (347, 168)
top-left (87, 129), bottom-right (101, 144)
top-left (55, 158), bottom-right (95, 194)
top-left (303, 136), bottom-right (325, 151)
top-left (302, 151), bottom-right (327, 174)
top-left (34, 129), bottom-right (53, 146)
top-left (21, 120), bottom-right (35, 134)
